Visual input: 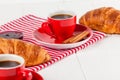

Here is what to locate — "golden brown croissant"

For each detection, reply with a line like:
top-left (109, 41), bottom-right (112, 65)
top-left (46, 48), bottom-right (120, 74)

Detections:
top-left (79, 7), bottom-right (120, 34)
top-left (0, 38), bottom-right (51, 67)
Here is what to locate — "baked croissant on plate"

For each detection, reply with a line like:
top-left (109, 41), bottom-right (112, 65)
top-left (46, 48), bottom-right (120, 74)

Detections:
top-left (79, 7), bottom-right (120, 34)
top-left (0, 37), bottom-right (51, 67)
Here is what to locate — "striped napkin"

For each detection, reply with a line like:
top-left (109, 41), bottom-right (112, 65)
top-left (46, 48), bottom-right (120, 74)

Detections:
top-left (0, 14), bottom-right (106, 72)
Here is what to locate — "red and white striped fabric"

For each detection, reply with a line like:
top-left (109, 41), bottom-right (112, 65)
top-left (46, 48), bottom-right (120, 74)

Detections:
top-left (0, 14), bottom-right (106, 72)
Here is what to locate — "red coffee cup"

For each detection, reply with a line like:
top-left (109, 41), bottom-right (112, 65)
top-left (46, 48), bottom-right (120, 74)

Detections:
top-left (38, 11), bottom-right (76, 43)
top-left (0, 54), bottom-right (32, 80)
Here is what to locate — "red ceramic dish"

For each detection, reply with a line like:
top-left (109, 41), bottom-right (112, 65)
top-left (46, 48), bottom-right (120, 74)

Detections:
top-left (31, 71), bottom-right (43, 80)
top-left (34, 24), bottom-right (93, 49)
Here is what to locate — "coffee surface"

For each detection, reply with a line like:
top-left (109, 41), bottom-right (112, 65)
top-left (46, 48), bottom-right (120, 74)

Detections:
top-left (51, 14), bottom-right (73, 19)
top-left (0, 60), bottom-right (20, 68)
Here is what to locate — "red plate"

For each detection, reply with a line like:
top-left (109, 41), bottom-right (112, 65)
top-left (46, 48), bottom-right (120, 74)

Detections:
top-left (33, 24), bottom-right (93, 49)
top-left (31, 71), bottom-right (43, 80)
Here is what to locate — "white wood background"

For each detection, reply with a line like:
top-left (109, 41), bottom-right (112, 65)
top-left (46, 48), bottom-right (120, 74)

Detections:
top-left (0, 0), bottom-right (120, 80)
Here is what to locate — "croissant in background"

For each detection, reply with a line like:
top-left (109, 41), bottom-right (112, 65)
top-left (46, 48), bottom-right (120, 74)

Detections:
top-left (0, 38), bottom-right (51, 67)
top-left (79, 7), bottom-right (120, 34)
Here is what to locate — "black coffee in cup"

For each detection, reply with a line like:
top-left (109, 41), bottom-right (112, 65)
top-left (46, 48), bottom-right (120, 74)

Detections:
top-left (0, 60), bottom-right (20, 68)
top-left (51, 14), bottom-right (73, 19)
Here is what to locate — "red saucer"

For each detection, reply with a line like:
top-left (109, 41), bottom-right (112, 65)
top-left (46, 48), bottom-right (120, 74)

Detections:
top-left (34, 24), bottom-right (91, 43)
top-left (31, 71), bottom-right (43, 80)
top-left (33, 24), bottom-right (93, 49)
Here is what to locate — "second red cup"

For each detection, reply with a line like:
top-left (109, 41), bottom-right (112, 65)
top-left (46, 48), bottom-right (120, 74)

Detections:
top-left (38, 11), bottom-right (76, 43)
top-left (0, 54), bottom-right (32, 80)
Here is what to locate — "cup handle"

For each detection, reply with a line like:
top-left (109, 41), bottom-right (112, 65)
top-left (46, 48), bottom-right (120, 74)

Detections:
top-left (17, 69), bottom-right (33, 80)
top-left (38, 22), bottom-right (54, 36)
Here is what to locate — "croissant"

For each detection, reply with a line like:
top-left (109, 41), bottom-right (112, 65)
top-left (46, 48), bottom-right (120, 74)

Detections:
top-left (0, 38), bottom-right (51, 67)
top-left (79, 7), bottom-right (120, 34)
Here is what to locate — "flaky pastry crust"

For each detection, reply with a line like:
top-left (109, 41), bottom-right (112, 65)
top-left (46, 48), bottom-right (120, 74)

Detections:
top-left (0, 38), bottom-right (51, 67)
top-left (79, 7), bottom-right (120, 34)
